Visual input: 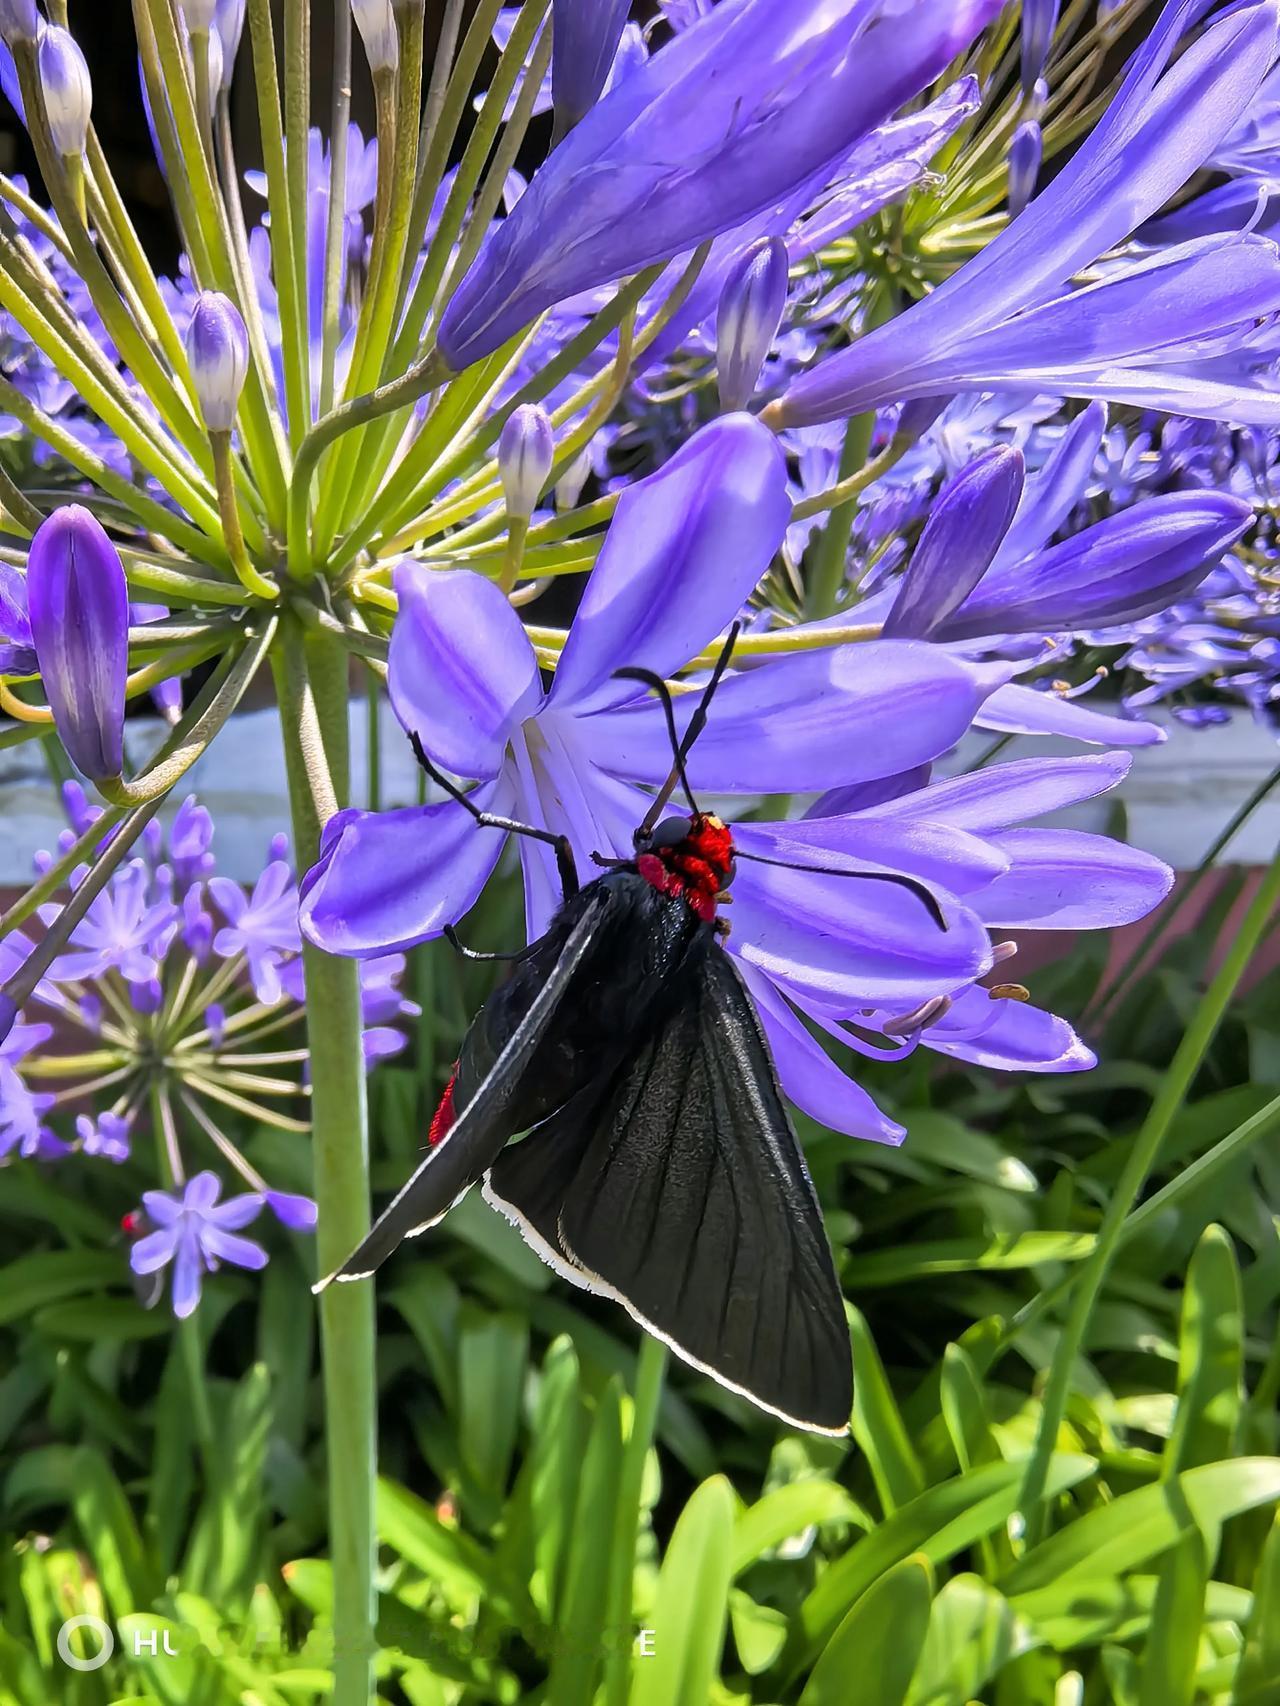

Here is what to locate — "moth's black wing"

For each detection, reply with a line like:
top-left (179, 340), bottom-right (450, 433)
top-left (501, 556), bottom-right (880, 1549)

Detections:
top-left (313, 885), bottom-right (613, 1293)
top-left (484, 946), bottom-right (853, 1434)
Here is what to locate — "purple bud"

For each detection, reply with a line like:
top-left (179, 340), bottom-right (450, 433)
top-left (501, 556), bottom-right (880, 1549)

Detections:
top-left (214, 0), bottom-right (245, 88)
top-left (38, 26), bottom-right (92, 158)
top-left (1021, 0), bottom-right (1059, 95)
top-left (268, 832), bottom-right (289, 864)
top-left (1008, 120), bottom-right (1042, 220)
top-left (716, 237), bottom-right (789, 413)
top-left (178, 0), bottom-right (218, 28)
top-left (130, 978), bottom-right (164, 1014)
top-left (79, 992), bottom-right (103, 1030)
top-left (206, 1001), bottom-right (226, 1047)
top-left (0, 1), bottom-right (40, 46)
top-left (351, 0), bottom-right (398, 74)
top-left (884, 446), bottom-right (1026, 641)
top-left (183, 886), bottom-right (213, 962)
top-left (27, 506), bottom-right (128, 783)
top-left (266, 1190), bottom-right (318, 1231)
top-left (895, 395), bottom-right (950, 443)
top-left (498, 405), bottom-right (555, 521)
top-left (185, 291), bottom-right (249, 433)
top-left (552, 0), bottom-right (630, 135)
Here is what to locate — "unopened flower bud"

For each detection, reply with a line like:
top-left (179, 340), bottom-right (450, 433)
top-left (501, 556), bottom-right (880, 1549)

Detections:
top-left (0, 0), bottom-right (40, 45)
top-left (186, 291), bottom-right (249, 433)
top-left (351, 0), bottom-right (398, 74)
top-left (716, 237), bottom-right (789, 414)
top-left (26, 505), bottom-right (129, 783)
top-left (215, 0), bottom-right (246, 87)
top-left (38, 26), bottom-right (92, 158)
top-left (1021, 0), bottom-right (1059, 97)
top-left (499, 405), bottom-right (555, 521)
top-left (178, 0), bottom-right (218, 28)
top-left (1009, 120), bottom-right (1043, 219)
top-left (552, 0), bottom-right (629, 136)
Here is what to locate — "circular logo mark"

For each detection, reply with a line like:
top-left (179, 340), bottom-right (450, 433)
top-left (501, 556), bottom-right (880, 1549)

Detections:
top-left (57, 1614), bottom-right (114, 1672)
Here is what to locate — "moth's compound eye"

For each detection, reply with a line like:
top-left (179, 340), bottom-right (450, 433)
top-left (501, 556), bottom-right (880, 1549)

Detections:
top-left (648, 815), bottom-right (693, 849)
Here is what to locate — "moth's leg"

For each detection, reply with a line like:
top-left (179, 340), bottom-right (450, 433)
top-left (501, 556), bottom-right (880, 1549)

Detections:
top-left (409, 732), bottom-right (579, 898)
top-left (443, 926), bottom-right (529, 964)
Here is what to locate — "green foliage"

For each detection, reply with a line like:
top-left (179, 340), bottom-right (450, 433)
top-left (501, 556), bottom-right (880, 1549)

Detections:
top-left (2, 872), bottom-right (1279, 1703)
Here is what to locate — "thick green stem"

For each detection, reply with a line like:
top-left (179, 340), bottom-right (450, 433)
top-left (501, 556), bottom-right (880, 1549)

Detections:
top-left (272, 626), bottom-right (376, 1706)
top-left (1016, 845), bottom-right (1280, 1544)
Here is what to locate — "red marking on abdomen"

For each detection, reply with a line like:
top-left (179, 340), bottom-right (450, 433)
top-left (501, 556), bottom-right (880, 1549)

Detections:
top-left (428, 1067), bottom-right (458, 1147)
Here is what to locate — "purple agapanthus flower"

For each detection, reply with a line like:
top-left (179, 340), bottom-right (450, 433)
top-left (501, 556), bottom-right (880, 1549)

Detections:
top-left (301, 414), bottom-right (1006, 952)
top-left (439, 0), bottom-right (1002, 367)
top-left (209, 860), bottom-right (301, 1005)
top-left (129, 1172), bottom-right (267, 1318)
top-left (0, 1060), bottom-right (56, 1160)
top-left (45, 859), bottom-right (178, 985)
top-left (76, 1110), bottom-right (131, 1163)
top-left (787, 406), bottom-right (1251, 747)
top-left (301, 416), bottom-right (1170, 1141)
top-left (771, 0), bottom-right (1280, 431)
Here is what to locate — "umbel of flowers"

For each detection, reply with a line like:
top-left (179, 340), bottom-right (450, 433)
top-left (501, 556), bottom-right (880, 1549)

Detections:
top-left (2, 1), bottom-right (1280, 1698)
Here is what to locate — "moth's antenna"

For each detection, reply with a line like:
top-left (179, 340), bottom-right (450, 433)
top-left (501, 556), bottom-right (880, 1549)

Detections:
top-left (613, 625), bottom-right (742, 840)
top-left (732, 848), bottom-right (949, 932)
top-left (612, 666), bottom-right (700, 825)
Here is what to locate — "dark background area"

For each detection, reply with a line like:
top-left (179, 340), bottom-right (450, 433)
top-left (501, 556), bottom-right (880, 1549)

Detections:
top-left (0, 3), bottom-right (488, 265)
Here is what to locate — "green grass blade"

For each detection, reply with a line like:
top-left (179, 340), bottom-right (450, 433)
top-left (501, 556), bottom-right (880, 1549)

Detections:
top-left (1137, 1525), bottom-right (1208, 1706)
top-left (801, 1555), bottom-right (933, 1706)
top-left (850, 1306), bottom-right (926, 1512)
top-left (1002, 1458), bottom-right (1280, 1595)
top-left (1165, 1225), bottom-right (1244, 1477)
top-left (631, 1473), bottom-right (735, 1706)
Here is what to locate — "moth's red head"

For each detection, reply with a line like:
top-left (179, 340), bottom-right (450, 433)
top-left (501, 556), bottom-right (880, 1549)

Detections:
top-left (636, 813), bottom-right (735, 923)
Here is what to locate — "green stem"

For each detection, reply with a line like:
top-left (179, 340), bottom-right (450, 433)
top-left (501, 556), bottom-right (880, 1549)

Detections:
top-left (603, 1336), bottom-right (667, 1706)
top-left (319, 0), bottom-right (353, 416)
top-left (271, 625), bottom-right (375, 1706)
top-left (1016, 844), bottom-right (1280, 1544)
top-left (803, 411), bottom-right (874, 619)
top-left (212, 433), bottom-right (280, 601)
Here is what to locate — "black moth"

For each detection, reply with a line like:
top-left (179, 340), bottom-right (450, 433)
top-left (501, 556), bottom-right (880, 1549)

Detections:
top-left (315, 630), bottom-right (947, 1434)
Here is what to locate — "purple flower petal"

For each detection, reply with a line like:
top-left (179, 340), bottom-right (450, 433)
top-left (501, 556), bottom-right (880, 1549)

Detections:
top-left (130, 1226), bottom-right (179, 1273)
top-left (736, 958), bottom-right (905, 1145)
top-left (977, 681), bottom-right (1166, 747)
top-left (200, 1225), bottom-right (269, 1271)
top-left (141, 1188), bottom-right (183, 1227)
top-left (389, 563), bottom-right (542, 778)
top-left (973, 829), bottom-right (1173, 929)
top-left (923, 987), bottom-right (1095, 1072)
top-left (736, 815), bottom-right (1009, 898)
top-left (941, 490), bottom-right (1250, 641)
top-left (876, 754), bottom-right (1132, 833)
top-left (729, 856), bottom-right (992, 1005)
top-left (266, 1190), bottom-right (318, 1230)
top-left (299, 784), bottom-right (511, 956)
top-left (550, 415), bottom-right (791, 714)
top-left (207, 1191), bottom-right (265, 1230)
top-left (184, 1171), bottom-right (223, 1212)
top-left (170, 1228), bottom-right (204, 1318)
top-left (582, 644), bottom-right (1005, 792)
